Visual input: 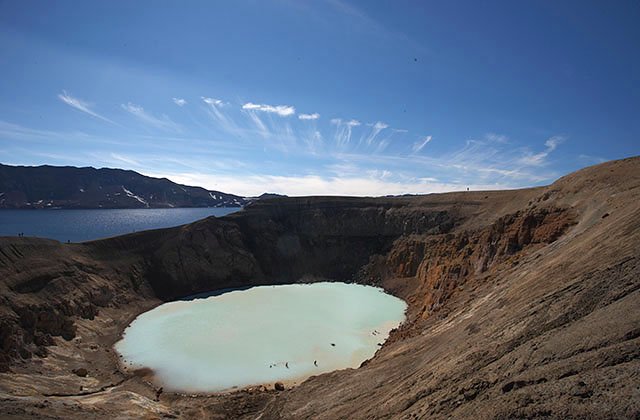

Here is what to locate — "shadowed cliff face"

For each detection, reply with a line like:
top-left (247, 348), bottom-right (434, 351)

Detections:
top-left (0, 157), bottom-right (639, 419)
top-left (84, 197), bottom-right (461, 301)
top-left (229, 197), bottom-right (458, 283)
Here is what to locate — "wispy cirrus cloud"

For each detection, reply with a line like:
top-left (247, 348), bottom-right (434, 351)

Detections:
top-left (57, 90), bottom-right (116, 124)
top-left (239, 102), bottom-right (296, 144)
top-left (242, 102), bottom-right (295, 117)
top-left (302, 130), bottom-right (324, 154)
top-left (201, 97), bottom-right (292, 144)
top-left (485, 132), bottom-right (508, 143)
top-left (336, 131), bottom-right (566, 189)
top-left (518, 136), bottom-right (564, 166)
top-left (121, 102), bottom-right (181, 132)
top-left (108, 153), bottom-right (141, 167)
top-left (333, 118), bottom-right (361, 127)
top-left (201, 96), bottom-right (240, 134)
top-left (299, 113), bottom-right (320, 120)
top-left (412, 135), bottom-right (432, 153)
top-left (0, 120), bottom-right (65, 140)
top-left (245, 109), bottom-right (270, 138)
top-left (2, 111), bottom-right (572, 196)
top-left (172, 97), bottom-right (187, 107)
top-left (0, 120), bottom-right (130, 146)
top-left (578, 154), bottom-right (606, 165)
top-left (362, 121), bottom-right (389, 146)
top-left (202, 97), bottom-right (227, 107)
top-left (41, 88), bottom-right (577, 196)
top-left (331, 118), bottom-right (361, 148)
top-left (325, 0), bottom-right (429, 55)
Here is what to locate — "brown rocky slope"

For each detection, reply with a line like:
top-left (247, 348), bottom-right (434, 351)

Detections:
top-left (0, 156), bottom-right (638, 418)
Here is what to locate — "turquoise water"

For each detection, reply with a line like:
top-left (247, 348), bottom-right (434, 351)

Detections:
top-left (0, 207), bottom-right (240, 242)
top-left (115, 282), bottom-right (406, 392)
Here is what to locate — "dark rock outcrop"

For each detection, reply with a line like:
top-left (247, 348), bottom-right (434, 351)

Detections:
top-left (72, 368), bottom-right (88, 377)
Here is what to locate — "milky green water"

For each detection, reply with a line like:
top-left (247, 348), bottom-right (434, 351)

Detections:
top-left (114, 282), bottom-right (406, 392)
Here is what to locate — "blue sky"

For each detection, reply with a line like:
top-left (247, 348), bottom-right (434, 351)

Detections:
top-left (1, 1), bottom-right (638, 196)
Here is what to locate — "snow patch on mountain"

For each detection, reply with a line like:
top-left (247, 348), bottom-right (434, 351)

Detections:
top-left (122, 186), bottom-right (149, 207)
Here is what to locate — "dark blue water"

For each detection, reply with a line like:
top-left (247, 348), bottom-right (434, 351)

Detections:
top-left (0, 207), bottom-right (241, 243)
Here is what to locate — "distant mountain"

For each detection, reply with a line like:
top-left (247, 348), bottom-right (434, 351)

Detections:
top-left (256, 193), bottom-right (288, 200)
top-left (0, 164), bottom-right (248, 209)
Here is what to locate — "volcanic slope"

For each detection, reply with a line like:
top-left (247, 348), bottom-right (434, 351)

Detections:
top-left (0, 156), bottom-right (638, 419)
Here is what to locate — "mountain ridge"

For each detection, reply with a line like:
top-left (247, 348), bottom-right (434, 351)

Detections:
top-left (0, 163), bottom-right (247, 209)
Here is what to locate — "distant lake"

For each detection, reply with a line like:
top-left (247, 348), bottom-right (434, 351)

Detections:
top-left (0, 207), bottom-right (241, 243)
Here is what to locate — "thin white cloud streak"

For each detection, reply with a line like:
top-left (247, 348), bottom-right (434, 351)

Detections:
top-left (331, 118), bottom-right (361, 148)
top-left (338, 133), bottom-right (565, 186)
top-left (172, 98), bottom-right (187, 106)
top-left (326, 0), bottom-right (429, 55)
top-left (578, 154), bottom-right (607, 165)
top-left (440, 140), bottom-right (554, 182)
top-left (202, 97), bottom-right (226, 107)
top-left (412, 135), bottom-right (432, 153)
top-left (245, 110), bottom-right (271, 138)
top-left (199, 99), bottom-right (300, 145)
top-left (362, 121), bottom-right (389, 146)
top-left (240, 104), bottom-right (297, 150)
top-left (485, 133), bottom-right (508, 143)
top-left (375, 138), bottom-right (391, 153)
top-left (366, 169), bottom-right (393, 180)
top-left (201, 96), bottom-right (241, 135)
top-left (242, 102), bottom-right (295, 117)
top-left (109, 153), bottom-right (140, 167)
top-left (202, 96), bottom-right (283, 144)
top-left (121, 102), bottom-right (181, 132)
top-left (518, 136), bottom-right (565, 166)
top-left (0, 120), bottom-right (131, 146)
top-left (299, 113), bottom-right (320, 120)
top-left (103, 154), bottom-right (250, 174)
top-left (342, 119), bottom-right (361, 127)
top-left (303, 130), bottom-right (324, 154)
top-left (325, 162), bottom-right (361, 177)
top-left (0, 120), bottom-right (67, 140)
top-left (545, 136), bottom-right (563, 151)
top-left (57, 91), bottom-right (116, 124)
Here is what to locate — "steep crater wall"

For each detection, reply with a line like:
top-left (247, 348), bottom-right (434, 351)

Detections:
top-left (0, 197), bottom-right (461, 370)
top-left (229, 198), bottom-right (457, 284)
top-left (361, 206), bottom-right (576, 334)
top-left (0, 195), bottom-right (575, 372)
